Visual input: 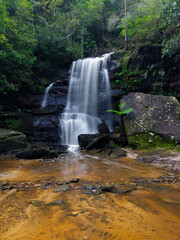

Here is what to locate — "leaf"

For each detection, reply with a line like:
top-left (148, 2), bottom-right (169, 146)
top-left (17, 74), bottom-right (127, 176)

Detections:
top-left (118, 103), bottom-right (126, 111)
top-left (106, 110), bottom-right (124, 115)
top-left (121, 108), bottom-right (133, 114)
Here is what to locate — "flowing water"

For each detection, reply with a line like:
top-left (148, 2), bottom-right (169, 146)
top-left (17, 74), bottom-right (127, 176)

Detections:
top-left (1, 56), bottom-right (180, 239)
top-left (60, 54), bottom-right (113, 147)
top-left (0, 152), bottom-right (180, 240)
top-left (41, 83), bottom-right (54, 108)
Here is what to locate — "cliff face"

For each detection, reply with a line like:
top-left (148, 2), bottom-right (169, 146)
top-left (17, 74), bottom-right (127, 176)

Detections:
top-left (0, 48), bottom-right (179, 146)
top-left (110, 46), bottom-right (180, 101)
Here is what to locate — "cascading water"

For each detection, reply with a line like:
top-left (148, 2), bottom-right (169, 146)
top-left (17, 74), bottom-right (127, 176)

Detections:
top-left (41, 83), bottom-right (54, 108)
top-left (60, 53), bottom-right (113, 147)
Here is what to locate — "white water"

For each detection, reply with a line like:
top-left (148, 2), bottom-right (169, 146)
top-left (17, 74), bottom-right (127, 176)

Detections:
top-left (60, 53), bottom-right (113, 147)
top-left (41, 83), bottom-right (54, 108)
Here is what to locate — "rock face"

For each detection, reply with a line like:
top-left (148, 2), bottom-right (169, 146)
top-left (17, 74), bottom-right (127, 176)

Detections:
top-left (97, 123), bottom-right (110, 134)
top-left (0, 128), bottom-right (27, 154)
top-left (120, 93), bottom-right (180, 147)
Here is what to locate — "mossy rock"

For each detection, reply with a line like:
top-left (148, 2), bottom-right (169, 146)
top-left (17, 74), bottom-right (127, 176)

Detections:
top-left (128, 132), bottom-right (175, 150)
top-left (0, 128), bottom-right (27, 154)
top-left (121, 93), bottom-right (180, 144)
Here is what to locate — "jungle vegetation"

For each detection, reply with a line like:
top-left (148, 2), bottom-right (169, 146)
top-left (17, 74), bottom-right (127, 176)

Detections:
top-left (0, 0), bottom-right (179, 95)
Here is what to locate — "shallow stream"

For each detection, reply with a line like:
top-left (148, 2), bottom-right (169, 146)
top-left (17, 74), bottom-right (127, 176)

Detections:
top-left (0, 151), bottom-right (180, 240)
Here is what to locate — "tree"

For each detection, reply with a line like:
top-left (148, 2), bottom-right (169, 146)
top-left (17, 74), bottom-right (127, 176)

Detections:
top-left (161, 0), bottom-right (180, 57)
top-left (0, 0), bottom-right (36, 94)
top-left (118, 0), bottom-right (162, 46)
top-left (71, 0), bottom-right (105, 58)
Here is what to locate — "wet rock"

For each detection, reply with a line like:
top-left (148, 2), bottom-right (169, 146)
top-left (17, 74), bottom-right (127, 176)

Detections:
top-left (32, 114), bottom-right (60, 145)
top-left (100, 185), bottom-right (116, 193)
top-left (111, 148), bottom-right (126, 157)
top-left (97, 123), bottom-right (110, 135)
top-left (108, 140), bottom-right (118, 149)
top-left (120, 93), bottom-right (180, 147)
top-left (109, 132), bottom-right (126, 146)
top-left (16, 147), bottom-right (58, 159)
top-left (137, 152), bottom-right (180, 172)
top-left (54, 184), bottom-right (69, 192)
top-left (31, 201), bottom-right (45, 207)
top-left (103, 149), bottom-right (112, 157)
top-left (46, 200), bottom-right (63, 206)
top-left (116, 185), bottom-right (136, 194)
top-left (69, 178), bottom-right (79, 183)
top-left (32, 107), bottom-right (57, 115)
top-left (111, 89), bottom-right (123, 99)
top-left (0, 128), bottom-right (27, 154)
top-left (53, 145), bottom-right (68, 153)
top-left (83, 190), bottom-right (101, 195)
top-left (78, 134), bottom-right (99, 149)
top-left (83, 185), bottom-right (95, 190)
top-left (86, 134), bottom-right (109, 150)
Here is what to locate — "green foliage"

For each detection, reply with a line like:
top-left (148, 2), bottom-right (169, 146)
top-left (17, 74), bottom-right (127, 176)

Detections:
top-left (107, 102), bottom-right (133, 116)
top-left (128, 132), bottom-right (175, 150)
top-left (118, 0), bottom-right (162, 45)
top-left (115, 53), bottom-right (141, 92)
top-left (0, 0), bottom-right (179, 98)
top-left (4, 118), bottom-right (22, 130)
top-left (161, 0), bottom-right (180, 57)
top-left (0, 0), bottom-right (115, 95)
top-left (0, 0), bottom-right (36, 94)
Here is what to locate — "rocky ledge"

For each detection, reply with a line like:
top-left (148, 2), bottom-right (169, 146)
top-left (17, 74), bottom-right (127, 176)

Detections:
top-left (0, 128), bottom-right (67, 159)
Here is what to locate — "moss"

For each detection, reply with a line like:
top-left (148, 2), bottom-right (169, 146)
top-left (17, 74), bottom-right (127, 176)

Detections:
top-left (108, 140), bottom-right (118, 149)
top-left (128, 132), bottom-right (175, 150)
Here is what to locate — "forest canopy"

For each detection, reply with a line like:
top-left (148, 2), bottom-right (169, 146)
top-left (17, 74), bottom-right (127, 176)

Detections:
top-left (0, 0), bottom-right (179, 95)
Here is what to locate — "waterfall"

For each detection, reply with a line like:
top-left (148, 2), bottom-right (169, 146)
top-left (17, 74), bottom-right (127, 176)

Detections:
top-left (60, 53), bottom-right (113, 147)
top-left (41, 83), bottom-right (54, 108)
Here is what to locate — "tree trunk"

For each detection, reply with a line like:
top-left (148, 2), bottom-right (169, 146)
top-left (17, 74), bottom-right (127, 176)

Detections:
top-left (124, 0), bottom-right (127, 51)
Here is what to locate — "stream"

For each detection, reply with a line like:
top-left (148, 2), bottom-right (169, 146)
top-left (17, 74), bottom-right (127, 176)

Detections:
top-left (0, 151), bottom-right (180, 240)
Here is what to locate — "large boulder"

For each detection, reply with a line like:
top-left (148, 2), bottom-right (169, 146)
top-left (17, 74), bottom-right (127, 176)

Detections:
top-left (97, 123), bottom-right (110, 134)
top-left (0, 128), bottom-right (27, 154)
top-left (78, 134), bottom-right (99, 149)
top-left (120, 93), bottom-right (180, 148)
top-left (86, 134), bottom-right (109, 150)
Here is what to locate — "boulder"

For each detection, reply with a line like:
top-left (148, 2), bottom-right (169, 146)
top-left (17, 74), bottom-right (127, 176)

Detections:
top-left (16, 147), bottom-right (58, 159)
top-left (120, 93), bottom-right (180, 148)
top-left (97, 123), bottom-right (110, 134)
top-left (0, 128), bottom-right (27, 154)
top-left (78, 134), bottom-right (99, 149)
top-left (109, 132), bottom-right (127, 146)
top-left (86, 134), bottom-right (109, 150)
top-left (111, 148), bottom-right (126, 157)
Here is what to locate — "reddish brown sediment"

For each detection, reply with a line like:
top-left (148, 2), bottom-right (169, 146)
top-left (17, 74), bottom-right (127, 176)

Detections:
top-left (0, 152), bottom-right (180, 240)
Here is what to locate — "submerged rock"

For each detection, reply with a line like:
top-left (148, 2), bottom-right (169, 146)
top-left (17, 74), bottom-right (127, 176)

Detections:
top-left (54, 184), bottom-right (69, 192)
top-left (120, 93), bottom-right (180, 148)
top-left (46, 200), bottom-right (63, 206)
